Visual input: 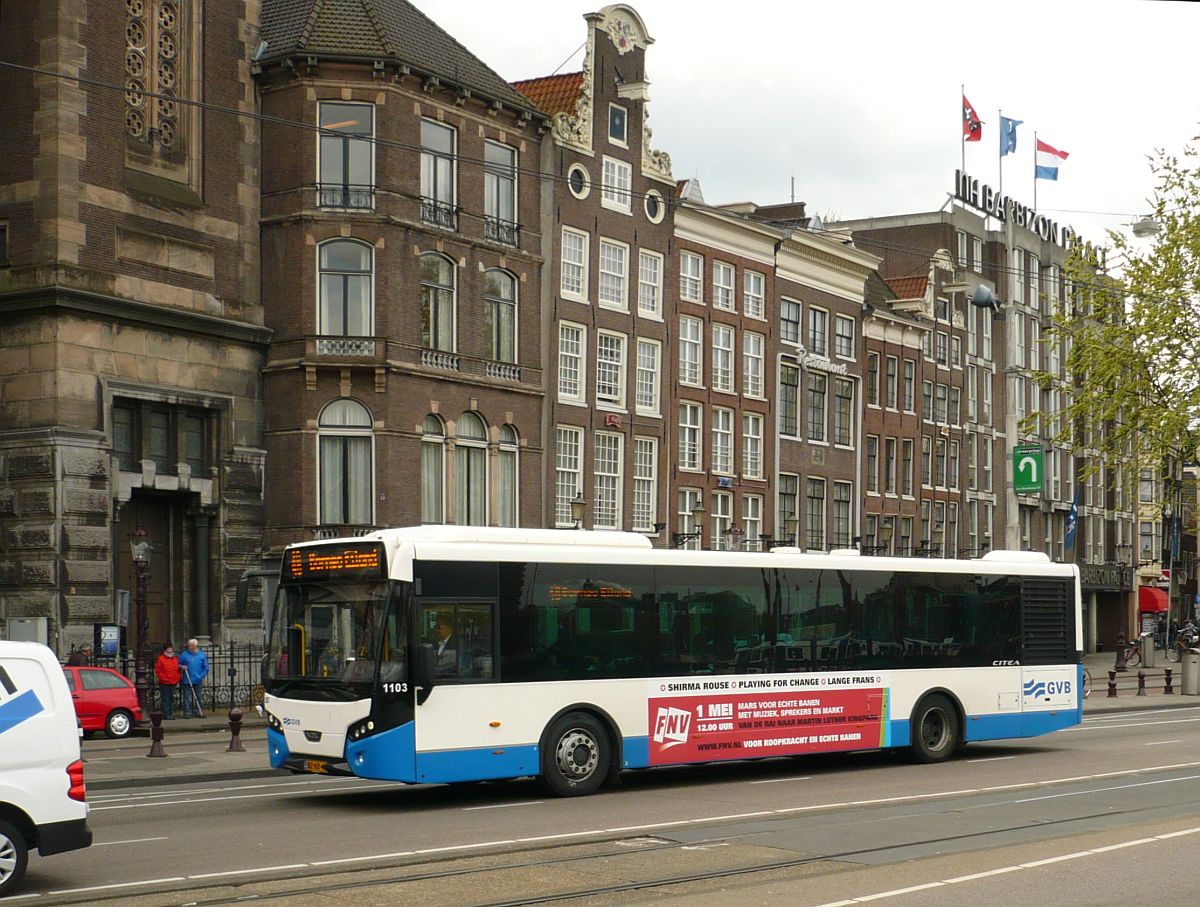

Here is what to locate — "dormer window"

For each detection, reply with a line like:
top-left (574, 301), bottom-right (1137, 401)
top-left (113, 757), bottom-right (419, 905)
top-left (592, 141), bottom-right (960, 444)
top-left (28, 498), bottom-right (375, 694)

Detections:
top-left (608, 104), bottom-right (628, 146)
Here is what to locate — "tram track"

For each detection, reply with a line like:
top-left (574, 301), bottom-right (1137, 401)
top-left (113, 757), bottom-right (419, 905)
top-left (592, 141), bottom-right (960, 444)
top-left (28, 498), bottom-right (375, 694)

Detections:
top-left (38, 794), bottom-right (1195, 907)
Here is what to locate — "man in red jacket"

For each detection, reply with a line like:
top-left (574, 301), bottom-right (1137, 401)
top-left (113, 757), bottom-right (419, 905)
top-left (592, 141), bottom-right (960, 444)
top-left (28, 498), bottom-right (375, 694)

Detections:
top-left (154, 643), bottom-right (181, 719)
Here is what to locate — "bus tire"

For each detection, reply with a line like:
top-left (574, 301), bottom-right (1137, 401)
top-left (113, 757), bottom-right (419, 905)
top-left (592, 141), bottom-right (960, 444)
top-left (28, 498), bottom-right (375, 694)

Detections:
top-left (0, 818), bottom-right (29, 898)
top-left (908, 694), bottom-right (959, 764)
top-left (541, 712), bottom-right (611, 797)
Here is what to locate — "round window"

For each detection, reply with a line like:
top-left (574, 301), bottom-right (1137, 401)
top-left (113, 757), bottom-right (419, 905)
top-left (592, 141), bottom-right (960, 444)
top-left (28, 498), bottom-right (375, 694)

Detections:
top-left (567, 164), bottom-right (591, 200)
top-left (644, 189), bottom-right (665, 224)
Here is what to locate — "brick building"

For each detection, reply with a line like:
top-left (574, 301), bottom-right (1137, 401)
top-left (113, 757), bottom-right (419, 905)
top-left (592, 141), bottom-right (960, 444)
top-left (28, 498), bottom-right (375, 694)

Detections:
top-left (254, 0), bottom-right (548, 551)
top-left (0, 0), bottom-right (267, 652)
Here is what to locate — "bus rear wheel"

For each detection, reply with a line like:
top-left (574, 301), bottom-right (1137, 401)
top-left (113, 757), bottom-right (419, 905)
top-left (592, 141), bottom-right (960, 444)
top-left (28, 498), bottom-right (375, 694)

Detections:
top-left (542, 712), bottom-right (611, 797)
top-left (908, 694), bottom-right (960, 764)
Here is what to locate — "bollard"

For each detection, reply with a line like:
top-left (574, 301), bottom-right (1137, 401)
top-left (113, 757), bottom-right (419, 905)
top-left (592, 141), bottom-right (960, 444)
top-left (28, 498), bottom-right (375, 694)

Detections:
top-left (227, 707), bottom-right (246, 753)
top-left (1165, 668), bottom-right (1174, 695)
top-left (1137, 670), bottom-right (1147, 696)
top-left (1114, 631), bottom-right (1128, 672)
top-left (1107, 670), bottom-right (1118, 698)
top-left (147, 711), bottom-right (168, 758)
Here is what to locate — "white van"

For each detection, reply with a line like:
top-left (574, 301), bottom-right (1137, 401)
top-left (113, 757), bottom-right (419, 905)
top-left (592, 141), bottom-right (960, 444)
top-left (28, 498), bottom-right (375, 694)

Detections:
top-left (0, 641), bottom-right (93, 895)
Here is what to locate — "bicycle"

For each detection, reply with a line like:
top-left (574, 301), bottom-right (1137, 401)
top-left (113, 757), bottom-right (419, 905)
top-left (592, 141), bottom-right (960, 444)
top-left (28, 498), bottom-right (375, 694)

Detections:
top-left (1117, 640), bottom-right (1141, 668)
top-left (1164, 632), bottom-right (1198, 663)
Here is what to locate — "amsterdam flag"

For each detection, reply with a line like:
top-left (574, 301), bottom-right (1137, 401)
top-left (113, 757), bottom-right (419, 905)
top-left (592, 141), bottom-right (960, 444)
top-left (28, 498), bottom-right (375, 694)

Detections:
top-left (962, 94), bottom-right (982, 142)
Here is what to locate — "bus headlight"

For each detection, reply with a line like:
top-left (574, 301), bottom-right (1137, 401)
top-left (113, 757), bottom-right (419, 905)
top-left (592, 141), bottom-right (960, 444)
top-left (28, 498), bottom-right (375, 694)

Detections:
top-left (348, 719), bottom-right (374, 741)
top-left (263, 709), bottom-right (283, 732)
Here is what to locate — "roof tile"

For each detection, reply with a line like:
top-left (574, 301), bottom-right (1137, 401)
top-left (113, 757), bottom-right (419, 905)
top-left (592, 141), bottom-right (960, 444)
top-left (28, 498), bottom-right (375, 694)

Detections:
top-left (512, 72), bottom-right (584, 117)
top-left (886, 275), bottom-right (928, 300)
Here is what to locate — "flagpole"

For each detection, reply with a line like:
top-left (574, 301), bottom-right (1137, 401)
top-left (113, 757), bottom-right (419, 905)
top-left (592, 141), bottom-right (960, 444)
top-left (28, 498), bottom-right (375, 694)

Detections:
top-left (997, 108), bottom-right (1003, 206)
top-left (960, 84), bottom-right (966, 175)
top-left (1033, 130), bottom-right (1038, 213)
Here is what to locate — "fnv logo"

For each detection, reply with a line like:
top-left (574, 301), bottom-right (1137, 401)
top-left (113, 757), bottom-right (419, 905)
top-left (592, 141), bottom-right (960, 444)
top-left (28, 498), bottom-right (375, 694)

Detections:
top-left (652, 706), bottom-right (692, 748)
top-left (1023, 679), bottom-right (1047, 698)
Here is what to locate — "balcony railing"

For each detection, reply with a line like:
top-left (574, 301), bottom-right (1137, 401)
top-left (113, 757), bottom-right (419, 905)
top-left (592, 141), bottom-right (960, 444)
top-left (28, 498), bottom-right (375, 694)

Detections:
top-left (420, 197), bottom-right (458, 230)
top-left (484, 216), bottom-right (520, 246)
top-left (317, 183), bottom-right (375, 210)
top-left (315, 337), bottom-right (377, 357)
top-left (421, 349), bottom-right (460, 371)
top-left (485, 361), bottom-right (521, 381)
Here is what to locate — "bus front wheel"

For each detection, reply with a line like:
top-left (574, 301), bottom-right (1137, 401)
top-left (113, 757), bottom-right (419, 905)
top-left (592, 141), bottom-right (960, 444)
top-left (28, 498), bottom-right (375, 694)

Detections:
top-left (908, 694), bottom-right (960, 764)
top-left (542, 712), bottom-right (611, 797)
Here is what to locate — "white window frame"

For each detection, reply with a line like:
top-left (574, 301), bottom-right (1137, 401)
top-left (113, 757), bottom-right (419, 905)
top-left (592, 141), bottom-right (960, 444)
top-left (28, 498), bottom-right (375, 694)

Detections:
top-left (743, 270), bottom-right (765, 319)
top-left (834, 315), bottom-right (855, 359)
top-left (742, 412), bottom-right (763, 480)
top-left (678, 401), bottom-right (703, 471)
top-left (555, 425), bottom-right (583, 527)
top-left (712, 261), bottom-right (735, 311)
top-left (607, 102), bottom-right (628, 146)
top-left (635, 338), bottom-right (661, 416)
top-left (560, 227), bottom-right (589, 303)
top-left (711, 490), bottom-right (733, 550)
top-left (781, 298), bottom-right (801, 345)
top-left (601, 155), bottom-right (632, 214)
top-left (743, 332), bottom-right (764, 398)
top-left (593, 432), bottom-right (624, 530)
top-left (637, 249), bottom-right (663, 319)
top-left (679, 316), bottom-right (703, 386)
top-left (742, 494), bottom-right (762, 550)
top-left (711, 407), bottom-right (734, 475)
top-left (557, 321), bottom-right (587, 403)
top-left (597, 237), bottom-right (629, 311)
top-left (595, 330), bottom-right (627, 409)
top-left (633, 436), bottom-right (658, 532)
top-left (808, 306), bottom-right (828, 357)
top-left (680, 251), bottom-right (703, 303)
top-left (711, 323), bottom-right (735, 393)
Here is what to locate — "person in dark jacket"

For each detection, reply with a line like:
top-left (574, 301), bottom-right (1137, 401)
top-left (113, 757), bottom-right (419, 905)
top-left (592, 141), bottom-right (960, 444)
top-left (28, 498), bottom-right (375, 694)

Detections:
top-left (65, 643), bottom-right (92, 666)
top-left (154, 643), bottom-right (181, 719)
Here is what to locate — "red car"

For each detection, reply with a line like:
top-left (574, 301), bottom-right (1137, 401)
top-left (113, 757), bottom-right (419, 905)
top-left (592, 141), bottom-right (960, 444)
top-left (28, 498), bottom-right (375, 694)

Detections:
top-left (62, 666), bottom-right (143, 739)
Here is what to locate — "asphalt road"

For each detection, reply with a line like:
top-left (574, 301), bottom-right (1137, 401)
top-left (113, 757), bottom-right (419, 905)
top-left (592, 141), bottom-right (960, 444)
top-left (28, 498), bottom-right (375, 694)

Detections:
top-left (22, 705), bottom-right (1200, 906)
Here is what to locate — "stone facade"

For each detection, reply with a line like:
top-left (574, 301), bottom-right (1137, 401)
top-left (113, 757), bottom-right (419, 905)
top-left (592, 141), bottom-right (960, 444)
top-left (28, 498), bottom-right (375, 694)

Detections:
top-left (0, 0), bottom-right (267, 653)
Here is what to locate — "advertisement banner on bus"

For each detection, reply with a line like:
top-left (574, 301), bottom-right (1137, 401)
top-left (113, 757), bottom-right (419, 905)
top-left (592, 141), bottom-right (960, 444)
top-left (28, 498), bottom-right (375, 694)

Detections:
top-left (647, 673), bottom-right (887, 765)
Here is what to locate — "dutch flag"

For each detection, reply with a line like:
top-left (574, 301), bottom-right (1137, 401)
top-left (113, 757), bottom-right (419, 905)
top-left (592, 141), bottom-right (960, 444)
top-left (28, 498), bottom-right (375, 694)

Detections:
top-left (1035, 139), bottom-right (1069, 181)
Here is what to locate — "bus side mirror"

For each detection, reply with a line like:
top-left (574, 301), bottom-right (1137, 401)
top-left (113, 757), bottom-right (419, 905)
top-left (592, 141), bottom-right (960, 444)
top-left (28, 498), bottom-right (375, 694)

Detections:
top-left (415, 643), bottom-right (437, 704)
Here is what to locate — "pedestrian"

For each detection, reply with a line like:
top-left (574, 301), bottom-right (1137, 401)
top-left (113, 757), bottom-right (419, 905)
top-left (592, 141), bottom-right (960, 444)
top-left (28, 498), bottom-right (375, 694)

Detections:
top-left (178, 638), bottom-right (209, 718)
top-left (154, 642), bottom-right (181, 719)
top-left (65, 643), bottom-right (92, 667)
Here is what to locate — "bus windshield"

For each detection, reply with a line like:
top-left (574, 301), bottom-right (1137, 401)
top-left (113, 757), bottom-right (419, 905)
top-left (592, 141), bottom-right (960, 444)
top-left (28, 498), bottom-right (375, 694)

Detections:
top-left (265, 580), bottom-right (399, 699)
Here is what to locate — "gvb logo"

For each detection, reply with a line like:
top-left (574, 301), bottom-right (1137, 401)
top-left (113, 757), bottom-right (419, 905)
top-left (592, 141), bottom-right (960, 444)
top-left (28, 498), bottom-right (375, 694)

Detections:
top-left (652, 706), bottom-right (692, 749)
top-left (1023, 678), bottom-right (1072, 699)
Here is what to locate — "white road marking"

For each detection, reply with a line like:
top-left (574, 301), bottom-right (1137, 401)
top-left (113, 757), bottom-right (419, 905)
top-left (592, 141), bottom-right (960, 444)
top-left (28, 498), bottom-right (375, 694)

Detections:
top-left (750, 775), bottom-right (813, 784)
top-left (1143, 739), bottom-right (1183, 746)
top-left (95, 836), bottom-right (170, 847)
top-left (36, 761), bottom-right (1200, 899)
top-left (1013, 771), bottom-right (1200, 803)
top-left (463, 800), bottom-right (544, 811)
top-left (809, 826), bottom-right (1200, 906)
top-left (966, 756), bottom-right (1017, 763)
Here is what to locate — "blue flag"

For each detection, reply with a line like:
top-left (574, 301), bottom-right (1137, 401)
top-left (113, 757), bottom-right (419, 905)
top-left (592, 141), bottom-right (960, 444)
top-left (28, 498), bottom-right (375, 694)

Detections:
top-left (1064, 488), bottom-right (1081, 550)
top-left (1000, 116), bottom-right (1023, 157)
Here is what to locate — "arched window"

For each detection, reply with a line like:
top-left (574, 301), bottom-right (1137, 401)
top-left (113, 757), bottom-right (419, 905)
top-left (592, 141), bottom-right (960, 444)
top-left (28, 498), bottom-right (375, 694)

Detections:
top-left (498, 424), bottom-right (519, 527)
top-left (317, 398), bottom-right (373, 525)
top-left (421, 414), bottom-right (446, 524)
top-left (455, 412), bottom-right (487, 526)
top-left (484, 270), bottom-right (517, 363)
top-left (319, 240), bottom-right (373, 336)
top-left (420, 254), bottom-right (456, 352)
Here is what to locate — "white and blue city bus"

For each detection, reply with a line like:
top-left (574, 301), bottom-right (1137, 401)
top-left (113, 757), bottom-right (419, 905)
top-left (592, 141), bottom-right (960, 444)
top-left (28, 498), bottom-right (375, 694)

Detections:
top-left (261, 526), bottom-right (1082, 796)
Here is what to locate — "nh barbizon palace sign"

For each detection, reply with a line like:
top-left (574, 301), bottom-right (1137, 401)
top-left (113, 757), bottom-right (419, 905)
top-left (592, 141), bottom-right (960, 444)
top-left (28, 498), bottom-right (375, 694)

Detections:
top-left (954, 170), bottom-right (1105, 268)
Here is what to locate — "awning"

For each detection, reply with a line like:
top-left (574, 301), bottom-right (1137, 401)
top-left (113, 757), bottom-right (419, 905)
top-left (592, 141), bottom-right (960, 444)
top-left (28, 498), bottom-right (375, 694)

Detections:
top-left (1138, 585), bottom-right (1169, 613)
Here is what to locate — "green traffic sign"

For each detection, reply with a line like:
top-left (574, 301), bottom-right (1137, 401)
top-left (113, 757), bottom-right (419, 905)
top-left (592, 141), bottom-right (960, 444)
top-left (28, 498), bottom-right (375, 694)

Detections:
top-left (1013, 445), bottom-right (1044, 494)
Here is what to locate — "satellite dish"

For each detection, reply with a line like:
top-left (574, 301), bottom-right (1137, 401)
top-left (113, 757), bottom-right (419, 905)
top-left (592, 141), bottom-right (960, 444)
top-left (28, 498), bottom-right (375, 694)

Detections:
top-left (969, 285), bottom-right (998, 310)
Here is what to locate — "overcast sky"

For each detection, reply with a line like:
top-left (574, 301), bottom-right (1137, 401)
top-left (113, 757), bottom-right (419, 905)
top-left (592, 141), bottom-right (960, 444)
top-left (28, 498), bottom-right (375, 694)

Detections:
top-left (413, 0), bottom-right (1198, 250)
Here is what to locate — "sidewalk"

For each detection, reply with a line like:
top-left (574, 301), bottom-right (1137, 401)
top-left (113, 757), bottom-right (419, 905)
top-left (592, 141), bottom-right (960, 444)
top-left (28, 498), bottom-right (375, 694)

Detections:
top-left (1082, 648), bottom-right (1198, 714)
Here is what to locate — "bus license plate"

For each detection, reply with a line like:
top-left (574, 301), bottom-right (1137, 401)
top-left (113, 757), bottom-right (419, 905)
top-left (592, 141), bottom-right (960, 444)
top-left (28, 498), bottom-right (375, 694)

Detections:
top-left (306, 759), bottom-right (328, 774)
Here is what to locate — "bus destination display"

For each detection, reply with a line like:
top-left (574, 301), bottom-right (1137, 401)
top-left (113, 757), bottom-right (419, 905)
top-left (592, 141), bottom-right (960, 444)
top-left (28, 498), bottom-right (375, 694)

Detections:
top-left (285, 543), bottom-right (386, 581)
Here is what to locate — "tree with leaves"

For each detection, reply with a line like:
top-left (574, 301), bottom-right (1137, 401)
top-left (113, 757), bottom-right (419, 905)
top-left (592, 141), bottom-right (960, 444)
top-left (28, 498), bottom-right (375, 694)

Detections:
top-left (1039, 137), bottom-right (1200, 477)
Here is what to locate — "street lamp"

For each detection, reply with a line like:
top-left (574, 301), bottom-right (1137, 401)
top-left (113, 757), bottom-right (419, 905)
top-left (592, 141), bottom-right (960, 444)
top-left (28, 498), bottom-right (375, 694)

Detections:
top-left (128, 526), bottom-right (152, 714)
top-left (672, 502), bottom-right (706, 549)
top-left (570, 492), bottom-right (587, 529)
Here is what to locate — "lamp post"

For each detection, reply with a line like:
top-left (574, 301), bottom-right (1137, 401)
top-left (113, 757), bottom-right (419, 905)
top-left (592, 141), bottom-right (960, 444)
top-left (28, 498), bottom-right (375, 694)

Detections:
top-left (570, 492), bottom-right (587, 530)
top-left (128, 526), bottom-right (152, 714)
top-left (672, 502), bottom-right (706, 549)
